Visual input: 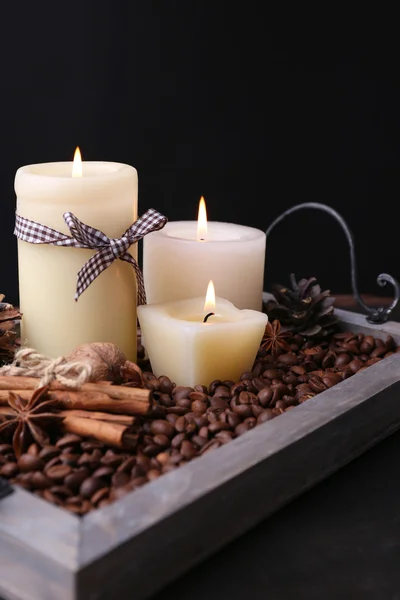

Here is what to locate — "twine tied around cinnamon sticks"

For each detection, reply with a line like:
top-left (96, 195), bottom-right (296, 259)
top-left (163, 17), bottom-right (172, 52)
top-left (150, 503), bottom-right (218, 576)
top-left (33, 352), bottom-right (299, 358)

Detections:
top-left (0, 347), bottom-right (92, 388)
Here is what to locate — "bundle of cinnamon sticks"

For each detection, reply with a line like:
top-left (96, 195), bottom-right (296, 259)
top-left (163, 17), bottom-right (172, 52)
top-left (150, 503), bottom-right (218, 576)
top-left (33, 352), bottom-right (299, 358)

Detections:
top-left (0, 376), bottom-right (152, 449)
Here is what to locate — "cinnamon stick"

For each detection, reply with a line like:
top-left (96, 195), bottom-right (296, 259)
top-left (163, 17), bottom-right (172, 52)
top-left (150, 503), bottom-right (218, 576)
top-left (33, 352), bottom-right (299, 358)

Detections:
top-left (51, 390), bottom-right (150, 415)
top-left (62, 416), bottom-right (138, 449)
top-left (59, 409), bottom-right (135, 426)
top-left (0, 377), bottom-right (151, 415)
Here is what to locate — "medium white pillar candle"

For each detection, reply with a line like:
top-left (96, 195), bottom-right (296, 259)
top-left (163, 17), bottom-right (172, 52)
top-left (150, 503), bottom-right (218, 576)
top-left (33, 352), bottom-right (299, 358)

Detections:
top-left (138, 292), bottom-right (268, 387)
top-left (15, 159), bottom-right (138, 360)
top-left (143, 220), bottom-right (266, 311)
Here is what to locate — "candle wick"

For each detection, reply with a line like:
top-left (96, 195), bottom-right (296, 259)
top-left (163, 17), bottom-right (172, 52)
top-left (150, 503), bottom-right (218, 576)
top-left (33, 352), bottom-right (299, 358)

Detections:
top-left (203, 312), bottom-right (215, 323)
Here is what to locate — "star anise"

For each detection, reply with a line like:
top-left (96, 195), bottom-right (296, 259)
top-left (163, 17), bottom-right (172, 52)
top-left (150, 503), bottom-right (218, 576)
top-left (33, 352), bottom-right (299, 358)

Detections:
top-left (0, 386), bottom-right (64, 458)
top-left (261, 319), bottom-right (292, 355)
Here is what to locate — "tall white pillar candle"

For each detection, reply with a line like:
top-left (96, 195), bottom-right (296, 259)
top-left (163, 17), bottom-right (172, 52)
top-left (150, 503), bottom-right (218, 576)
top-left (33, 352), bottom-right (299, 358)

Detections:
top-left (143, 221), bottom-right (266, 311)
top-left (15, 159), bottom-right (138, 360)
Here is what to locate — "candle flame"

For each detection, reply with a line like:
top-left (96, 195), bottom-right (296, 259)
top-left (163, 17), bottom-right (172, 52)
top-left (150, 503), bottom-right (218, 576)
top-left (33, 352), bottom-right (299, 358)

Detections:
top-left (72, 147), bottom-right (83, 178)
top-left (204, 280), bottom-right (216, 313)
top-left (197, 196), bottom-right (207, 241)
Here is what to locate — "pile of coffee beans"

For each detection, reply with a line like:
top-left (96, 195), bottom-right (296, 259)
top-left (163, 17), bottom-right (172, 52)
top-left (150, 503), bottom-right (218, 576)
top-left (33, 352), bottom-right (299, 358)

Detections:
top-left (0, 330), bottom-right (398, 515)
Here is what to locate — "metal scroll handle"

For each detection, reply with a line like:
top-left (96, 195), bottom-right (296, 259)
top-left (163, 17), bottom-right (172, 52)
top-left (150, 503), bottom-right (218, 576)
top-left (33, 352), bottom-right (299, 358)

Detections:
top-left (265, 202), bottom-right (400, 324)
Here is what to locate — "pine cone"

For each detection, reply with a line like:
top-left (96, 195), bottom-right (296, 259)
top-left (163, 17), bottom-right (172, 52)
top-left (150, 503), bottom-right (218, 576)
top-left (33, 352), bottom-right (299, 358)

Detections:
top-left (0, 294), bottom-right (21, 365)
top-left (264, 274), bottom-right (339, 338)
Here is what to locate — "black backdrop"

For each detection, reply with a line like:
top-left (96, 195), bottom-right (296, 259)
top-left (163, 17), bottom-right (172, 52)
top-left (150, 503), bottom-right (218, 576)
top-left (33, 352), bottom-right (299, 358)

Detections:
top-left (1, 5), bottom-right (399, 305)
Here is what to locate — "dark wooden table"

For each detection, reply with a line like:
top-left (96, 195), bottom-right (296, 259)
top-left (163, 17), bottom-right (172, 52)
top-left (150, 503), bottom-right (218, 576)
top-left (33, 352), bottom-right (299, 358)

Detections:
top-left (154, 430), bottom-right (400, 600)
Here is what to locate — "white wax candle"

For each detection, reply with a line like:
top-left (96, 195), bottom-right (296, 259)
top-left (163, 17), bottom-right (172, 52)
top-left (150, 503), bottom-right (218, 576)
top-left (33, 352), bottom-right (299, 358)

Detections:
top-left (143, 221), bottom-right (266, 311)
top-left (137, 296), bottom-right (268, 387)
top-left (15, 160), bottom-right (138, 359)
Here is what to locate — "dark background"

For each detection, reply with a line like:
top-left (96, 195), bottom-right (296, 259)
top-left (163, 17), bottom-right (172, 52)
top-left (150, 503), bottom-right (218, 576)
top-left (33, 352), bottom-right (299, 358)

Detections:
top-left (1, 5), bottom-right (399, 305)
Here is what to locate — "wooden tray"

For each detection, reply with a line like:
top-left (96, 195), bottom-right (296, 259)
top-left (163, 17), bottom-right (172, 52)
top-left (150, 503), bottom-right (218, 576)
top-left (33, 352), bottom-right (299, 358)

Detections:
top-left (1, 306), bottom-right (400, 600)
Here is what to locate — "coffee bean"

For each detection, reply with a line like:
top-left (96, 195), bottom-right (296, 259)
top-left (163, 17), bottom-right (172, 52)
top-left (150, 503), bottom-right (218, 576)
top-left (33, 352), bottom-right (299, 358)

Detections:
top-left (360, 341), bottom-right (373, 354)
top-left (181, 441), bottom-right (197, 459)
top-left (257, 387), bottom-right (273, 407)
top-left (322, 373), bottom-right (342, 388)
top-left (158, 376), bottom-right (174, 394)
top-left (30, 471), bottom-right (52, 490)
top-left (386, 335), bottom-right (396, 351)
top-left (193, 415), bottom-right (208, 428)
top-left (143, 444), bottom-right (161, 457)
top-left (237, 391), bottom-right (254, 405)
top-left (235, 417), bottom-right (256, 436)
top-left (210, 397), bottom-right (229, 411)
top-left (208, 421), bottom-right (231, 433)
top-left (257, 409), bottom-right (274, 424)
top-left (150, 420), bottom-right (175, 438)
top-left (147, 469), bottom-right (161, 481)
top-left (46, 464), bottom-right (72, 481)
top-left (231, 400), bottom-right (253, 418)
top-left (367, 357), bottom-right (382, 366)
top-left (191, 435), bottom-right (209, 448)
top-left (56, 434), bottom-right (82, 449)
top-left (193, 384), bottom-right (207, 393)
top-left (208, 380), bottom-right (221, 395)
top-left (0, 462), bottom-right (18, 477)
top-left (153, 434), bottom-right (170, 448)
top-left (191, 400), bottom-right (207, 414)
top-left (65, 469), bottom-right (90, 491)
top-left (81, 477), bottom-right (107, 498)
top-left (92, 466), bottom-right (114, 479)
top-left (173, 415), bottom-right (186, 433)
top-left (100, 452), bottom-right (124, 468)
top-left (251, 403), bottom-right (264, 417)
top-left (308, 376), bottom-right (327, 393)
top-left (171, 432), bottom-right (186, 449)
top-left (50, 485), bottom-right (73, 498)
top-left (213, 385), bottom-right (231, 398)
top-left (215, 431), bottom-right (234, 443)
top-left (199, 440), bottom-right (221, 455)
top-left (77, 452), bottom-right (101, 470)
top-left (371, 346), bottom-right (386, 358)
top-left (173, 386), bottom-right (194, 400)
top-left (263, 369), bottom-right (279, 380)
top-left (39, 446), bottom-right (60, 461)
top-left (176, 398), bottom-right (192, 409)
top-left (43, 489), bottom-right (63, 505)
top-left (26, 443), bottom-right (40, 456)
top-left (91, 487), bottom-right (110, 505)
top-left (81, 441), bottom-right (104, 451)
top-left (18, 454), bottom-right (44, 473)
top-left (226, 412), bottom-right (241, 428)
top-left (348, 358), bottom-right (363, 373)
top-left (231, 382), bottom-right (246, 396)
top-left (283, 372), bottom-right (298, 385)
top-left (278, 353), bottom-right (298, 366)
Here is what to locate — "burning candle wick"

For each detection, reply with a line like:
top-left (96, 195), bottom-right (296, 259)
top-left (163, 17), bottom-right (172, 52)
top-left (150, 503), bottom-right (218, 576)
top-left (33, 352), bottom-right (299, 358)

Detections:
top-left (203, 312), bottom-right (215, 323)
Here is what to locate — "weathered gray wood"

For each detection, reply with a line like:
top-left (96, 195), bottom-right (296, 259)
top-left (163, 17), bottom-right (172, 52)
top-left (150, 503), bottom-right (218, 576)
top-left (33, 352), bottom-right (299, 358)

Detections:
top-left (0, 487), bottom-right (78, 600)
top-left (78, 352), bottom-right (400, 599)
top-left (2, 308), bottom-right (400, 600)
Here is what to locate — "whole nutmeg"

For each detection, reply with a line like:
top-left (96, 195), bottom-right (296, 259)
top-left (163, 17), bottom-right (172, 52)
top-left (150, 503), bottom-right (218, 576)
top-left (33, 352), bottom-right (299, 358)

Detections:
top-left (67, 342), bottom-right (129, 383)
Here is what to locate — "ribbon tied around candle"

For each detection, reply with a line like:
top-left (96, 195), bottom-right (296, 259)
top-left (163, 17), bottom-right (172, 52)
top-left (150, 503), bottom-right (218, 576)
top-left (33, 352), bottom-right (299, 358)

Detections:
top-left (14, 208), bottom-right (168, 304)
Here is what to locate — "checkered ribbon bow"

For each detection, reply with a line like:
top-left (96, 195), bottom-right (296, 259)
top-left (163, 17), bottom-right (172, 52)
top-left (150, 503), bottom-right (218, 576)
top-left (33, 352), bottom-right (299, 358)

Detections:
top-left (14, 209), bottom-right (168, 304)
